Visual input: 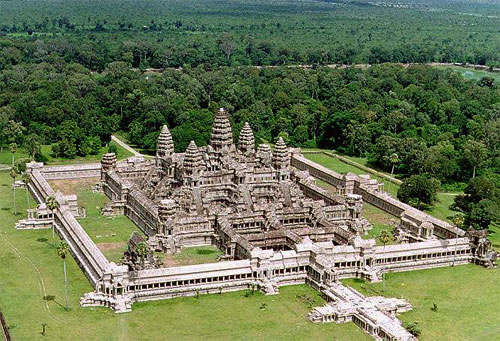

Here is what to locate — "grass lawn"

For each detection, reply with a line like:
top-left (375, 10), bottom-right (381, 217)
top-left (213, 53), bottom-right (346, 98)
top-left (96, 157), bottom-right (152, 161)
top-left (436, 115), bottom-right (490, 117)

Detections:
top-left (160, 246), bottom-right (224, 267)
top-left (362, 203), bottom-right (397, 245)
top-left (425, 192), bottom-right (461, 224)
top-left (434, 66), bottom-right (500, 82)
top-left (74, 179), bottom-right (144, 263)
top-left (343, 264), bottom-right (500, 340)
top-left (0, 140), bottom-right (133, 167)
top-left (0, 168), bottom-right (371, 339)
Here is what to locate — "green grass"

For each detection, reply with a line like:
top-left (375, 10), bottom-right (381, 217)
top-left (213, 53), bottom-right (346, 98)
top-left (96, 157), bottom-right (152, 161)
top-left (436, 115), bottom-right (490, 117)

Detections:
top-left (0, 171), bottom-right (369, 339)
top-left (434, 66), bottom-right (500, 82)
top-left (362, 203), bottom-right (397, 245)
top-left (162, 246), bottom-right (224, 266)
top-left (0, 141), bottom-right (133, 167)
top-left (1, 171), bottom-right (500, 339)
top-left (425, 192), bottom-right (461, 224)
top-left (74, 182), bottom-right (143, 263)
top-left (343, 265), bottom-right (500, 340)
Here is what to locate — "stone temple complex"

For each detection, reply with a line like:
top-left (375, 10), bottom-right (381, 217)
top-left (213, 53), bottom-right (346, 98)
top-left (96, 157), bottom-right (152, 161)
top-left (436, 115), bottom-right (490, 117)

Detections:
top-left (20, 108), bottom-right (498, 340)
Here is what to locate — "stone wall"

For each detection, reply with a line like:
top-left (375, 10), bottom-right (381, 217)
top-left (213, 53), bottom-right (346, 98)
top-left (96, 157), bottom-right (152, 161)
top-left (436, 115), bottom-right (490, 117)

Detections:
top-left (290, 153), bottom-right (465, 239)
top-left (40, 163), bottom-right (101, 180)
top-left (27, 163), bottom-right (110, 287)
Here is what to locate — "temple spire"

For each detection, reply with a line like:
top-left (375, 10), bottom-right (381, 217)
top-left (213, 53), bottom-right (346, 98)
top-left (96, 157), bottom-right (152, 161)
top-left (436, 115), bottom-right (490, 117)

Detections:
top-left (238, 122), bottom-right (255, 155)
top-left (156, 125), bottom-right (174, 158)
top-left (210, 108), bottom-right (233, 151)
top-left (273, 137), bottom-right (289, 169)
top-left (183, 140), bottom-right (204, 175)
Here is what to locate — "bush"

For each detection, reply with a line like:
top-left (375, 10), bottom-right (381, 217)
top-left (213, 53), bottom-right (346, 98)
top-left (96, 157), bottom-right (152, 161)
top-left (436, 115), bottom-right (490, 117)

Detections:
top-left (406, 322), bottom-right (421, 337)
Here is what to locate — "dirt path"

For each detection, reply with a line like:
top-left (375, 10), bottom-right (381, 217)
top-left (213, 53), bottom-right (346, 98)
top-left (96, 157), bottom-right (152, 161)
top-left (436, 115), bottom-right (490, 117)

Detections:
top-left (111, 135), bottom-right (143, 157)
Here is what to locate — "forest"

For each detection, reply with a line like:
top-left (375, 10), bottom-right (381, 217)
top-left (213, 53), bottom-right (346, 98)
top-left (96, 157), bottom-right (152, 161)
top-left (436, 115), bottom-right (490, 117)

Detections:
top-left (0, 0), bottom-right (499, 70)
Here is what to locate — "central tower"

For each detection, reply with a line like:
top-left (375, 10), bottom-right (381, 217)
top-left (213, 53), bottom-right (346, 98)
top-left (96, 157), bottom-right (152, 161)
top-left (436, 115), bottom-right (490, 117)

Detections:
top-left (210, 108), bottom-right (233, 152)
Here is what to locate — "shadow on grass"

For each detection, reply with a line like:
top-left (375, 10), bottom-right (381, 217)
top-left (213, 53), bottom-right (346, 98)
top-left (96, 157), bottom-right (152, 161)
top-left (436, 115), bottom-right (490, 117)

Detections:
top-left (196, 249), bottom-right (218, 255)
top-left (43, 295), bottom-right (65, 309)
top-left (37, 237), bottom-right (48, 243)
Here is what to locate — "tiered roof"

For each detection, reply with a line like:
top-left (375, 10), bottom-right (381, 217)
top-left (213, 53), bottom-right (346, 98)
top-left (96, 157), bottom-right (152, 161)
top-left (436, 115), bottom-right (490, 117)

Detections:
top-left (183, 141), bottom-right (204, 174)
top-left (210, 108), bottom-right (233, 151)
top-left (156, 125), bottom-right (174, 158)
top-left (238, 122), bottom-right (255, 155)
top-left (273, 137), bottom-right (289, 169)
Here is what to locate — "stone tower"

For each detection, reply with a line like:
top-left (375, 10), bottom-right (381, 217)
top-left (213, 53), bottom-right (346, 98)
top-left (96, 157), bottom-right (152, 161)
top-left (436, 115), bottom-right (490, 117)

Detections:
top-left (273, 137), bottom-right (289, 169)
top-left (156, 125), bottom-right (174, 159)
top-left (101, 152), bottom-right (117, 181)
top-left (238, 122), bottom-right (255, 155)
top-left (210, 108), bottom-right (233, 152)
top-left (183, 140), bottom-right (204, 176)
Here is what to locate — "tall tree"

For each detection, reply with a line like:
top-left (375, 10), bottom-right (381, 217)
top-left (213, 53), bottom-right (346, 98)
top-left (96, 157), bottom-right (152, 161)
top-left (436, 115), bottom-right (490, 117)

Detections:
top-left (46, 196), bottom-right (59, 238)
top-left (10, 169), bottom-right (17, 215)
top-left (10, 142), bottom-right (17, 168)
top-left (463, 140), bottom-right (487, 179)
top-left (397, 174), bottom-right (440, 209)
top-left (56, 240), bottom-right (70, 311)
top-left (378, 229), bottom-right (391, 293)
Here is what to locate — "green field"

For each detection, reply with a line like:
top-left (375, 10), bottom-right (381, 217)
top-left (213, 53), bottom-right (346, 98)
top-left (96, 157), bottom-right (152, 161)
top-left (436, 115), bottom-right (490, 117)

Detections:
top-left (0, 140), bottom-right (133, 167)
top-left (343, 265), bottom-right (500, 340)
top-left (0, 168), bottom-right (371, 340)
top-left (76, 183), bottom-right (143, 263)
top-left (434, 66), bottom-right (500, 82)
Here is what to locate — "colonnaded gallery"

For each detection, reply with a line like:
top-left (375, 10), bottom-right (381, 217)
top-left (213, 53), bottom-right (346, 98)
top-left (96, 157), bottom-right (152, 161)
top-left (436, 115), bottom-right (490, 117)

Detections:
top-left (18, 108), bottom-right (497, 341)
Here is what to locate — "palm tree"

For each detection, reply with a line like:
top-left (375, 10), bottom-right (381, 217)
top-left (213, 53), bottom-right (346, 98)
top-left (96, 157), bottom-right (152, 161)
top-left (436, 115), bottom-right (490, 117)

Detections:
top-left (46, 196), bottom-right (59, 238)
top-left (387, 153), bottom-right (399, 194)
top-left (10, 169), bottom-right (17, 215)
top-left (10, 142), bottom-right (17, 168)
top-left (56, 240), bottom-right (70, 311)
top-left (22, 172), bottom-right (31, 209)
top-left (452, 215), bottom-right (464, 266)
top-left (379, 229), bottom-right (391, 293)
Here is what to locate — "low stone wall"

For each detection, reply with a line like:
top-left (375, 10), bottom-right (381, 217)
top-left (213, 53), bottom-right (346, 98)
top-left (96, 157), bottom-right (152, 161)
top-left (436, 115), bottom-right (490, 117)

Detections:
top-left (41, 163), bottom-right (101, 180)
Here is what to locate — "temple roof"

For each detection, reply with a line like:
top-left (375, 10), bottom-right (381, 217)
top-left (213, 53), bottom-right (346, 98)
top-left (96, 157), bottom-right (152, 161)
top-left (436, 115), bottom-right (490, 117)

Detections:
top-left (238, 122), bottom-right (255, 154)
top-left (273, 137), bottom-right (289, 168)
top-left (210, 108), bottom-right (233, 151)
top-left (183, 140), bottom-right (204, 173)
top-left (157, 125), bottom-right (174, 157)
